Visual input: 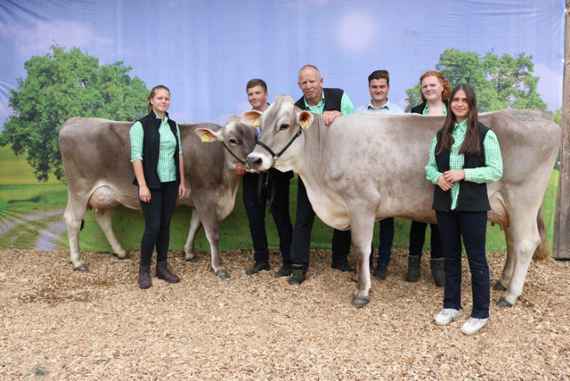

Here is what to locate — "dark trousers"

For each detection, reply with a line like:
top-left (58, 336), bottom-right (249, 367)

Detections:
top-left (376, 218), bottom-right (394, 269)
top-left (409, 221), bottom-right (443, 258)
top-left (140, 181), bottom-right (178, 268)
top-left (243, 169), bottom-right (293, 265)
top-left (437, 210), bottom-right (490, 319)
top-left (290, 178), bottom-right (350, 271)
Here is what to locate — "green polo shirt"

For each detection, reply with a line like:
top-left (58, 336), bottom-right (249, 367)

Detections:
top-left (130, 116), bottom-right (183, 183)
top-left (425, 120), bottom-right (503, 210)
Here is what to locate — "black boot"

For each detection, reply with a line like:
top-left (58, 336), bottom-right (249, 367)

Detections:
top-left (288, 264), bottom-right (306, 285)
top-left (246, 261), bottom-right (270, 275)
top-left (156, 261), bottom-right (180, 283)
top-left (275, 263), bottom-right (292, 277)
top-left (405, 255), bottom-right (421, 282)
top-left (138, 265), bottom-right (152, 289)
top-left (373, 263), bottom-right (387, 280)
top-left (430, 258), bottom-right (445, 287)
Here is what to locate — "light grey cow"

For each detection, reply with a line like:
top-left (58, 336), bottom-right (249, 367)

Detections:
top-left (245, 95), bottom-right (560, 307)
top-left (59, 117), bottom-right (256, 278)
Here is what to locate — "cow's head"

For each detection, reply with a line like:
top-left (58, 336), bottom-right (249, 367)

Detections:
top-left (195, 116), bottom-right (258, 171)
top-left (246, 96), bottom-right (313, 172)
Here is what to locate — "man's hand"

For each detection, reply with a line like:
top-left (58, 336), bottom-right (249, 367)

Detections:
top-left (436, 175), bottom-right (452, 191)
top-left (322, 110), bottom-right (342, 127)
top-left (443, 169), bottom-right (465, 184)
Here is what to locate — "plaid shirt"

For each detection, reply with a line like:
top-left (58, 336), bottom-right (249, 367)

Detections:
top-left (425, 120), bottom-right (503, 210)
top-left (130, 116), bottom-right (182, 183)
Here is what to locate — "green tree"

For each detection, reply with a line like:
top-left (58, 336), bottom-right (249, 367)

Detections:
top-left (405, 49), bottom-right (547, 112)
top-left (1, 46), bottom-right (148, 181)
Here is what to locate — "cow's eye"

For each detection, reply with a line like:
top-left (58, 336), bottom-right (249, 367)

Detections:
top-left (279, 123), bottom-right (289, 130)
top-left (228, 138), bottom-right (239, 145)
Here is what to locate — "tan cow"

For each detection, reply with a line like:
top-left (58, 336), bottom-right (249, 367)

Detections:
top-left (246, 96), bottom-right (560, 308)
top-left (59, 117), bottom-right (256, 278)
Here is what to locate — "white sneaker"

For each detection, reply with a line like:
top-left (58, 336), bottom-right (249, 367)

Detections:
top-left (461, 317), bottom-right (489, 335)
top-left (434, 308), bottom-right (462, 326)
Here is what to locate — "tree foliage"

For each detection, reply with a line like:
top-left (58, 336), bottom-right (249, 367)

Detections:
top-left (1, 46), bottom-right (148, 181)
top-left (406, 49), bottom-right (547, 112)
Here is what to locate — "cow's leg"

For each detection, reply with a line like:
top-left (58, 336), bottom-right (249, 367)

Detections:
top-left (349, 209), bottom-right (375, 307)
top-left (494, 227), bottom-right (514, 292)
top-left (93, 208), bottom-right (127, 259)
top-left (63, 191), bottom-right (89, 271)
top-left (184, 210), bottom-right (201, 261)
top-left (497, 207), bottom-right (541, 307)
top-left (199, 212), bottom-right (228, 279)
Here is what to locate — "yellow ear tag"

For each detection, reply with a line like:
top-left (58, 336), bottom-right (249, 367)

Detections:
top-left (195, 129), bottom-right (217, 143)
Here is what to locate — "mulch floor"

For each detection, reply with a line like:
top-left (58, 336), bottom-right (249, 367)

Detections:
top-left (1, 248), bottom-right (569, 380)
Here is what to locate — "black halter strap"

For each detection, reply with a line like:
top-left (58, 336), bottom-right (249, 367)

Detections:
top-left (255, 128), bottom-right (302, 163)
top-left (222, 142), bottom-right (247, 164)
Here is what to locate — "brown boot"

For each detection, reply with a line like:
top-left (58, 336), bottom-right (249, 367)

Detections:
top-left (156, 262), bottom-right (180, 283)
top-left (138, 265), bottom-right (152, 289)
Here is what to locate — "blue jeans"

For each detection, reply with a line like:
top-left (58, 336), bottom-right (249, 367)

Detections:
top-left (376, 218), bottom-right (394, 269)
top-left (436, 210), bottom-right (490, 319)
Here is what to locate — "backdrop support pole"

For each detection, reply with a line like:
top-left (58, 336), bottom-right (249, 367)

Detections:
top-left (554, 0), bottom-right (570, 259)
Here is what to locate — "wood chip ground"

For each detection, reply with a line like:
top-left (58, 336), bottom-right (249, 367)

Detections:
top-left (1, 249), bottom-right (569, 380)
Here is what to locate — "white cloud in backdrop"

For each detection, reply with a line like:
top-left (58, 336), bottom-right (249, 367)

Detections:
top-left (337, 11), bottom-right (377, 54)
top-left (1, 20), bottom-right (112, 58)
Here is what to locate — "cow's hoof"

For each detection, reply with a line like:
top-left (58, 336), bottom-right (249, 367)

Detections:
top-left (493, 281), bottom-right (507, 291)
top-left (497, 297), bottom-right (513, 308)
top-left (73, 263), bottom-right (89, 272)
top-left (185, 254), bottom-right (198, 262)
top-left (215, 270), bottom-right (230, 280)
top-left (112, 252), bottom-right (128, 260)
top-left (351, 295), bottom-right (369, 308)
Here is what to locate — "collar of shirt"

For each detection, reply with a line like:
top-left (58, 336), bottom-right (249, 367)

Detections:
top-left (453, 119), bottom-right (468, 134)
top-left (303, 92), bottom-right (325, 113)
top-left (423, 103), bottom-right (447, 116)
top-left (367, 100), bottom-right (394, 112)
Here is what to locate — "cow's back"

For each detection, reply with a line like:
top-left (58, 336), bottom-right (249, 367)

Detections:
top-left (309, 110), bottom-right (560, 222)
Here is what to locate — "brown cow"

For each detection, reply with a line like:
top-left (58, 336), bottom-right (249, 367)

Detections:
top-left (59, 117), bottom-right (256, 278)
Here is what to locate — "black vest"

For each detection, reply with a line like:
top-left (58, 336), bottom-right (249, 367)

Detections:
top-left (411, 102), bottom-right (427, 115)
top-left (133, 111), bottom-right (180, 190)
top-left (432, 122), bottom-right (490, 212)
top-left (295, 88), bottom-right (344, 112)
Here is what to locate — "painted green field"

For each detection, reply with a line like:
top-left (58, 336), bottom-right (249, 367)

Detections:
top-left (0, 145), bottom-right (561, 255)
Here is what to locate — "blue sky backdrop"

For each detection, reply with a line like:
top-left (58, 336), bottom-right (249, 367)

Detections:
top-left (0, 0), bottom-right (564, 126)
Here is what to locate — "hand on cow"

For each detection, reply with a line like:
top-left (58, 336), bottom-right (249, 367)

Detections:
top-left (436, 175), bottom-right (452, 191)
top-left (322, 111), bottom-right (342, 127)
top-left (234, 163), bottom-right (246, 176)
top-left (139, 185), bottom-right (151, 203)
top-left (443, 169), bottom-right (465, 184)
top-left (178, 183), bottom-right (188, 199)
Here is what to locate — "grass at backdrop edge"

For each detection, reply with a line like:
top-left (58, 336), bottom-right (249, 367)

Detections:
top-left (0, 140), bottom-right (561, 255)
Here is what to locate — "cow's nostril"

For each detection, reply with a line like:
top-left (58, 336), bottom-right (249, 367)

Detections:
top-left (246, 156), bottom-right (263, 167)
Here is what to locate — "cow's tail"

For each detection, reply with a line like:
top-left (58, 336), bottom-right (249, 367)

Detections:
top-left (533, 206), bottom-right (549, 261)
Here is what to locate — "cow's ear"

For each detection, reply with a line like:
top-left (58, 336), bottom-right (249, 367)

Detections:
top-left (195, 128), bottom-right (222, 143)
top-left (242, 110), bottom-right (262, 128)
top-left (297, 110), bottom-right (313, 129)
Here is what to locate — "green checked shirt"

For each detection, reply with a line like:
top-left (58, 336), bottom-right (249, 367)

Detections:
top-left (425, 120), bottom-right (503, 210)
top-left (130, 116), bottom-right (183, 183)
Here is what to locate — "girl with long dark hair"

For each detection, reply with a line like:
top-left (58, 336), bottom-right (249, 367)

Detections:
top-left (425, 84), bottom-right (503, 335)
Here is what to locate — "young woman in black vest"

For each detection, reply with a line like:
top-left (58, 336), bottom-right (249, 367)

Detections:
top-left (426, 84), bottom-right (503, 335)
top-left (406, 70), bottom-right (450, 286)
top-left (129, 85), bottom-right (188, 289)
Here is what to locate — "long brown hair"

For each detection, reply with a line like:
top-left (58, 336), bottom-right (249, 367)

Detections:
top-left (419, 70), bottom-right (451, 103)
top-left (437, 84), bottom-right (481, 155)
top-left (147, 84), bottom-right (171, 112)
